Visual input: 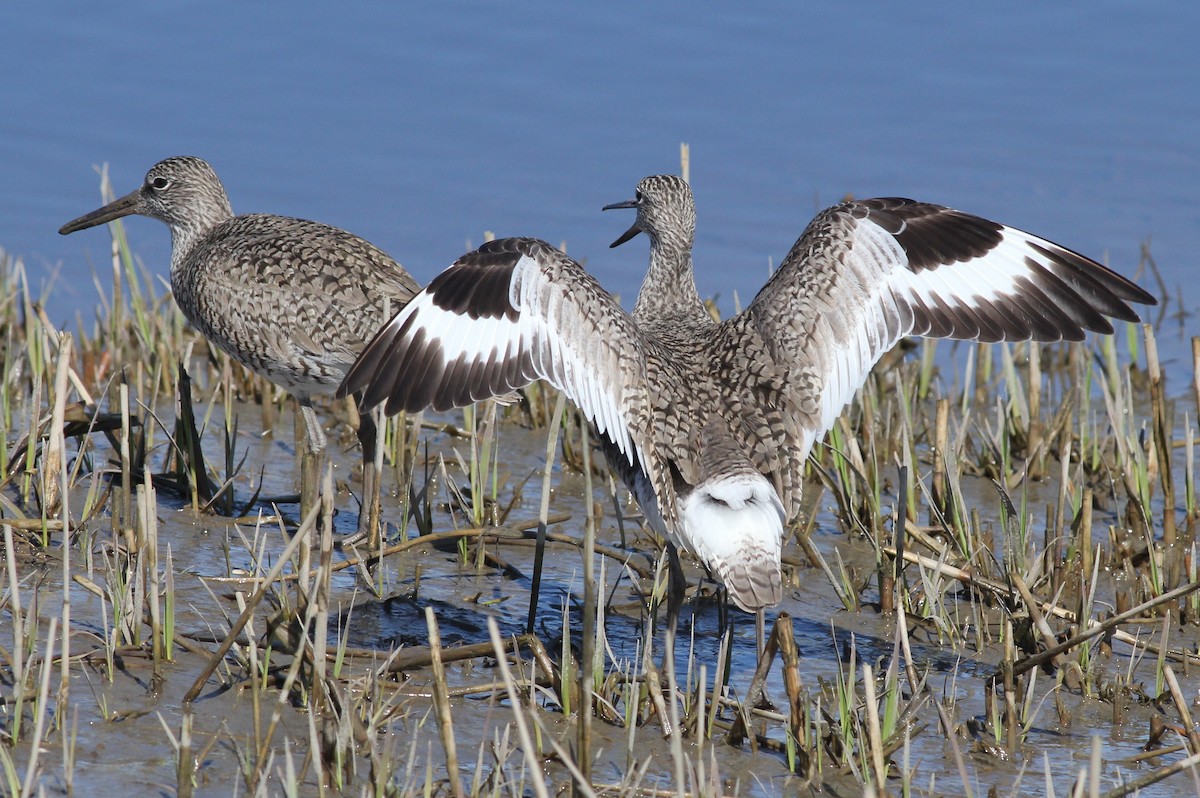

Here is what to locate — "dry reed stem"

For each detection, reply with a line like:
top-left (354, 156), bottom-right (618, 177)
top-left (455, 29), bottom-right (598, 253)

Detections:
top-left (778, 618), bottom-right (805, 764)
top-left (887, 547), bottom-right (1200, 670)
top-left (41, 333), bottom-right (72, 517)
top-left (182, 502), bottom-right (323, 704)
top-left (1124, 742), bottom-right (1188, 765)
top-left (21, 339), bottom-right (44, 510)
top-left (1012, 571), bottom-right (1065, 671)
top-left (140, 475), bottom-right (162, 672)
top-left (36, 316), bottom-right (94, 405)
top-left (19, 617), bottom-right (57, 798)
top-left (862, 663), bottom-right (887, 789)
top-left (1163, 665), bottom-right (1200, 754)
top-left (728, 611), bottom-right (797, 748)
top-left (932, 700), bottom-right (974, 798)
top-left (52, 337), bottom-right (74, 718)
top-left (932, 399), bottom-right (949, 527)
top-left (425, 606), bottom-right (464, 798)
top-left (486, 617), bottom-right (550, 798)
top-left (579, 415), bottom-right (596, 784)
top-left (206, 512), bottom-right (572, 588)
top-left (1098, 748), bottom-right (1200, 798)
top-left (641, 628), bottom-right (674, 739)
top-left (118, 383), bottom-right (133, 551)
top-left (359, 633), bottom-right (559, 688)
top-left (1192, 337), bottom-right (1200, 422)
top-left (707, 629), bottom-right (731, 742)
top-left (4, 525), bottom-right (25, 697)
top-left (1002, 616), bottom-right (1017, 751)
top-left (1012, 580), bottom-right (1200, 678)
top-left (662, 576), bottom-right (687, 794)
top-left (1028, 341), bottom-right (1043, 479)
top-left (234, 589), bottom-right (265, 772)
top-left (1145, 325), bottom-right (1177, 559)
top-left (310, 468), bottom-right (334, 723)
top-left (1088, 734), bottom-right (1102, 798)
top-left (176, 708), bottom-right (194, 798)
top-left (0, 518), bottom-right (65, 531)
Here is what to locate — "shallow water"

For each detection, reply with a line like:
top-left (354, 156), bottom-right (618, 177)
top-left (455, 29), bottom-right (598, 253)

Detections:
top-left (4, 3), bottom-right (1197, 367)
top-left (6, 383), bottom-right (1190, 797)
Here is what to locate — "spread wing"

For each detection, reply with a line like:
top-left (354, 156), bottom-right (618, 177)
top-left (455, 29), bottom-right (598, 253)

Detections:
top-left (339, 236), bottom-right (655, 472)
top-left (726, 197), bottom-right (1156, 516)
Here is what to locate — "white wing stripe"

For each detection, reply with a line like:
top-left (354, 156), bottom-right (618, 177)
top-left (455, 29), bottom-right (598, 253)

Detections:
top-left (883, 228), bottom-right (1064, 325)
top-left (806, 216), bottom-right (1124, 435)
top-left (383, 250), bottom-right (639, 465)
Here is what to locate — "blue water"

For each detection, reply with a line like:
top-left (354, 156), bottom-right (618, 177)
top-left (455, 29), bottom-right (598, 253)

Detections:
top-left (4, 6), bottom-right (1199, 795)
top-left (3, 3), bottom-right (1197, 365)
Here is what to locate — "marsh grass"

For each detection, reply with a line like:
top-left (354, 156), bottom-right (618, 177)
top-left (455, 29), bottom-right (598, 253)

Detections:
top-left (2, 185), bottom-right (1200, 795)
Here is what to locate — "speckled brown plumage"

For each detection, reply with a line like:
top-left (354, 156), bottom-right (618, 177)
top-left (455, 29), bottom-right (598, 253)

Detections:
top-left (61, 157), bottom-right (419, 402)
top-left (61, 156), bottom-right (419, 531)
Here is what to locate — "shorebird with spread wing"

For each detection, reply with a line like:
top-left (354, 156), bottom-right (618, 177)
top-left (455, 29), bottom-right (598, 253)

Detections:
top-left (339, 173), bottom-right (1154, 653)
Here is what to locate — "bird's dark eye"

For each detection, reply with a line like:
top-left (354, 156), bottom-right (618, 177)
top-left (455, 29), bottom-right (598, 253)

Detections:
top-left (635, 190), bottom-right (643, 202)
top-left (149, 176), bottom-right (170, 191)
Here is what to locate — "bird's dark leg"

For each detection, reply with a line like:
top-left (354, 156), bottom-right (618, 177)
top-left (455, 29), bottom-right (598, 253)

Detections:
top-left (354, 396), bottom-right (382, 547)
top-left (755, 606), bottom-right (773, 708)
top-left (640, 540), bottom-right (686, 737)
top-left (663, 540), bottom-right (686, 698)
top-left (652, 540), bottom-right (690, 751)
top-left (717, 583), bottom-right (730, 636)
top-left (667, 542), bottom-right (686, 667)
top-left (756, 608), bottom-right (766, 658)
top-left (526, 518), bottom-right (548, 634)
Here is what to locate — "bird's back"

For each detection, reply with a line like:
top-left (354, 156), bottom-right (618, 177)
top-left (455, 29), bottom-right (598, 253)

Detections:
top-left (175, 213), bottom-right (419, 397)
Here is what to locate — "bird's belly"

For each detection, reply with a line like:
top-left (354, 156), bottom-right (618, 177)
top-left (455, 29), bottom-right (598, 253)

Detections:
top-left (203, 329), bottom-right (347, 399)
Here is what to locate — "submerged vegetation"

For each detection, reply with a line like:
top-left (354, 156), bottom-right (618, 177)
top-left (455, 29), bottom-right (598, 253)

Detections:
top-left (1, 170), bottom-right (1199, 796)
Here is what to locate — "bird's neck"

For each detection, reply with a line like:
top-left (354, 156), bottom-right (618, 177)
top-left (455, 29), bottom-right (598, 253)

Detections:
top-left (167, 205), bottom-right (233, 279)
top-left (633, 233), bottom-right (709, 326)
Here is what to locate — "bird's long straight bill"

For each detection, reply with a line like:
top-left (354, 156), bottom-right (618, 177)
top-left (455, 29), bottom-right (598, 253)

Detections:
top-left (58, 188), bottom-right (143, 235)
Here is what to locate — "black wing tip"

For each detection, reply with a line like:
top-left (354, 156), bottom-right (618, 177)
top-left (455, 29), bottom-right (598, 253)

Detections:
top-left (1125, 284), bottom-right (1158, 309)
top-left (337, 311), bottom-right (408, 407)
top-left (333, 375), bottom-right (354, 401)
top-left (337, 353), bottom-right (382, 409)
top-left (335, 355), bottom-right (370, 401)
top-left (1028, 240), bottom-right (1158, 312)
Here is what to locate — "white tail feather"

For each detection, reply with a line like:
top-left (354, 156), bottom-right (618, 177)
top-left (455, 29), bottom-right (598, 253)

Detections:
top-left (680, 473), bottom-right (785, 612)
